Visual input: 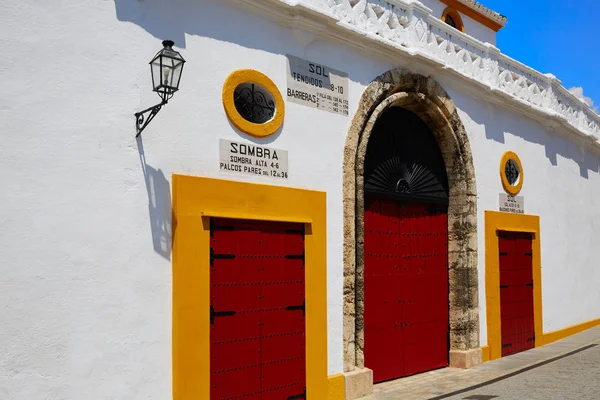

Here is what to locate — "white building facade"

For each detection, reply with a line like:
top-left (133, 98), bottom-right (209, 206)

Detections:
top-left (1, 0), bottom-right (600, 399)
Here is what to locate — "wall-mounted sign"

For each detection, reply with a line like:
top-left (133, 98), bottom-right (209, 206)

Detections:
top-left (500, 151), bottom-right (523, 195)
top-left (219, 139), bottom-right (289, 179)
top-left (286, 55), bottom-right (349, 116)
top-left (499, 193), bottom-right (524, 214)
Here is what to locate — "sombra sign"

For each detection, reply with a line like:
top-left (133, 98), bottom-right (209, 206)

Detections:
top-left (219, 139), bottom-right (289, 179)
top-left (286, 55), bottom-right (349, 116)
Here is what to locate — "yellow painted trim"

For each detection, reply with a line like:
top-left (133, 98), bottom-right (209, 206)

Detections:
top-left (327, 374), bottom-right (346, 400)
top-left (440, 0), bottom-right (503, 31)
top-left (222, 69), bottom-right (285, 138)
top-left (500, 151), bottom-right (524, 195)
top-left (481, 319), bottom-right (600, 364)
top-left (485, 211), bottom-right (543, 361)
top-left (481, 345), bottom-right (490, 363)
top-left (540, 318), bottom-right (600, 346)
top-left (442, 7), bottom-right (465, 32)
top-left (172, 175), bottom-right (328, 399)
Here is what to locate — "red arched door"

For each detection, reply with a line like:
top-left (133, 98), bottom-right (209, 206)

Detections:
top-left (363, 107), bottom-right (449, 383)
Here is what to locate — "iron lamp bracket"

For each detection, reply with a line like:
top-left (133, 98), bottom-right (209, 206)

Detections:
top-left (134, 100), bottom-right (168, 138)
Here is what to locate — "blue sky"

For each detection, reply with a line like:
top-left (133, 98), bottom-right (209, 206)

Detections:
top-left (481, 0), bottom-right (598, 110)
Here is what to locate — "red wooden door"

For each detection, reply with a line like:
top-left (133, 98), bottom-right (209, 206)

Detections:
top-left (364, 197), bottom-right (449, 383)
top-left (210, 218), bottom-right (306, 400)
top-left (499, 232), bottom-right (535, 357)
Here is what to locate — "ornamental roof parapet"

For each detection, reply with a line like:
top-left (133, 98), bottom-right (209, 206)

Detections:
top-left (448, 0), bottom-right (507, 27)
top-left (237, 0), bottom-right (600, 147)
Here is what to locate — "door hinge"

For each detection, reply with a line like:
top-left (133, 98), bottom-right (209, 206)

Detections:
top-left (285, 250), bottom-right (305, 263)
top-left (210, 248), bottom-right (236, 266)
top-left (499, 252), bottom-right (508, 256)
top-left (527, 336), bottom-right (535, 342)
top-left (525, 252), bottom-right (533, 256)
top-left (286, 387), bottom-right (306, 400)
top-left (502, 343), bottom-right (512, 348)
top-left (285, 300), bottom-right (306, 316)
top-left (525, 282), bottom-right (534, 287)
top-left (209, 220), bottom-right (235, 236)
top-left (285, 227), bottom-right (305, 235)
top-left (210, 305), bottom-right (236, 324)
top-left (500, 284), bottom-right (509, 289)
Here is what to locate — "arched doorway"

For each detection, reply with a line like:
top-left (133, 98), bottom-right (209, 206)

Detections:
top-left (342, 69), bottom-right (480, 394)
top-left (363, 107), bottom-right (450, 382)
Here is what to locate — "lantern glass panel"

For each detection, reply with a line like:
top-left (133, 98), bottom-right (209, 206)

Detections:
top-left (149, 41), bottom-right (185, 100)
top-left (151, 54), bottom-right (184, 89)
top-left (170, 61), bottom-right (183, 90)
top-left (151, 58), bottom-right (162, 91)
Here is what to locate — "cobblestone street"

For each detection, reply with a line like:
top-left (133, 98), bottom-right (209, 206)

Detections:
top-left (443, 344), bottom-right (600, 400)
top-left (360, 325), bottom-right (600, 400)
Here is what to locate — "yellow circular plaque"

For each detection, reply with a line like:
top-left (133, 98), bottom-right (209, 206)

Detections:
top-left (222, 69), bottom-right (284, 138)
top-left (500, 151), bottom-right (523, 195)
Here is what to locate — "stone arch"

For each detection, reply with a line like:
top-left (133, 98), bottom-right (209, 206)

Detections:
top-left (343, 69), bottom-right (480, 376)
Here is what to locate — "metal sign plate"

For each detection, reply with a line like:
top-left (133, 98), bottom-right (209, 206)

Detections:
top-left (499, 193), bottom-right (524, 214)
top-left (219, 139), bottom-right (289, 179)
top-left (286, 54), bottom-right (349, 116)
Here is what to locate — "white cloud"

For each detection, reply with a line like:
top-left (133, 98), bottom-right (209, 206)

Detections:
top-left (568, 86), bottom-right (597, 112)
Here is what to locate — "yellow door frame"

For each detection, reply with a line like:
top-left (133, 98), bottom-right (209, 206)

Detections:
top-left (484, 211), bottom-right (543, 361)
top-left (172, 175), bottom-right (328, 399)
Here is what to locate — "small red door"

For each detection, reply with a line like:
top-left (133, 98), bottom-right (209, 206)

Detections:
top-left (210, 218), bottom-right (306, 400)
top-left (499, 232), bottom-right (535, 357)
top-left (364, 197), bottom-right (449, 383)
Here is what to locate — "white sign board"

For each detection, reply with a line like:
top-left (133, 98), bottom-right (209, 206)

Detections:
top-left (219, 139), bottom-right (289, 179)
top-left (499, 193), bottom-right (524, 214)
top-left (286, 55), bottom-right (349, 116)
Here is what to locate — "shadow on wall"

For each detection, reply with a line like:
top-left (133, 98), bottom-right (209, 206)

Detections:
top-left (459, 94), bottom-right (600, 179)
top-left (114, 0), bottom-right (286, 51)
top-left (115, 0), bottom-right (190, 48)
top-left (114, 0), bottom-right (382, 148)
top-left (119, 0), bottom-right (600, 180)
top-left (137, 138), bottom-right (172, 260)
top-left (113, 0), bottom-right (377, 83)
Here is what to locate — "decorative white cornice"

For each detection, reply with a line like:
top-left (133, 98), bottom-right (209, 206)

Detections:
top-left (452, 0), bottom-right (507, 26)
top-left (233, 0), bottom-right (600, 151)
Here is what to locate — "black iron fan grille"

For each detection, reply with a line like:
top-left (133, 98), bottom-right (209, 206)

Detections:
top-left (505, 159), bottom-right (520, 185)
top-left (233, 83), bottom-right (275, 124)
top-left (364, 107), bottom-right (449, 205)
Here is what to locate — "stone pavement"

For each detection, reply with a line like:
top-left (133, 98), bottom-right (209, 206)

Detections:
top-left (359, 325), bottom-right (600, 400)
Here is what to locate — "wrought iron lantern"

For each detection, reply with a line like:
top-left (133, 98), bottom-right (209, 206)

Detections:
top-left (135, 40), bottom-right (186, 137)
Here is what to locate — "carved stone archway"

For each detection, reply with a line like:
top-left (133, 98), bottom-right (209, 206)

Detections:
top-left (343, 69), bottom-right (480, 389)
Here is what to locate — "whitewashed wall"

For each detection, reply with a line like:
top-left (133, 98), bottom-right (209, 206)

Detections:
top-left (440, 80), bottom-right (600, 345)
top-left (0, 0), bottom-right (598, 398)
top-left (420, 0), bottom-right (498, 45)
